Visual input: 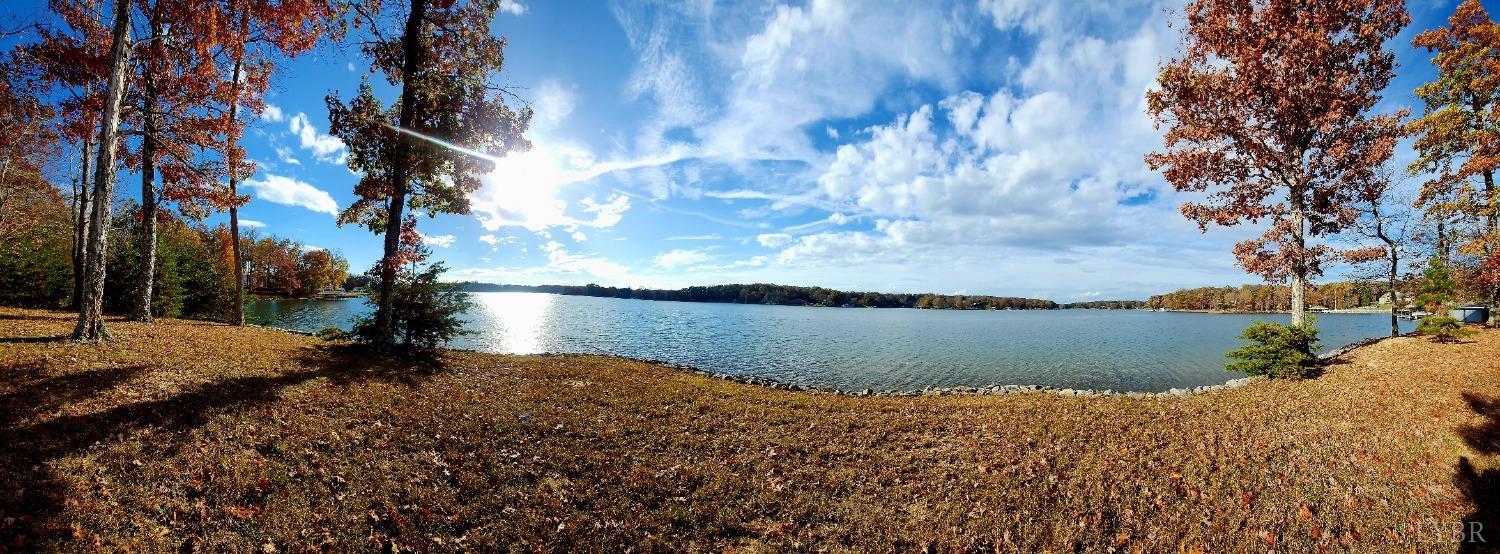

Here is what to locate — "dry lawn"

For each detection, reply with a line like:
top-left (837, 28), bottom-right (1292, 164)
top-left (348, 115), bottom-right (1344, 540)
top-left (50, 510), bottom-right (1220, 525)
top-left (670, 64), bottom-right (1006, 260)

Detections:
top-left (0, 306), bottom-right (1496, 552)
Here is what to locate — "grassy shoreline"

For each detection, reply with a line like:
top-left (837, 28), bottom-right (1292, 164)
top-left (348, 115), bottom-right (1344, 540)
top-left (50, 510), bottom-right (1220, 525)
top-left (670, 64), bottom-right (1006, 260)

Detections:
top-left (1, 306), bottom-right (1496, 551)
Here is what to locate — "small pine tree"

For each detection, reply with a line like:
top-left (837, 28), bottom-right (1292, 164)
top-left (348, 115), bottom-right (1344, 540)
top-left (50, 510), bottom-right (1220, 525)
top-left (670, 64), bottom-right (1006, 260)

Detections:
top-left (1416, 258), bottom-right (1458, 312)
top-left (351, 249), bottom-right (470, 352)
top-left (1414, 258), bottom-right (1476, 341)
top-left (1226, 320), bottom-right (1321, 379)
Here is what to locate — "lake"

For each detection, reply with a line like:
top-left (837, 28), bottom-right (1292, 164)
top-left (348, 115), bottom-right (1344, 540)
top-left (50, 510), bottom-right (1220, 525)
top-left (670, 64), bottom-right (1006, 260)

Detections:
top-left (247, 292), bottom-right (1413, 392)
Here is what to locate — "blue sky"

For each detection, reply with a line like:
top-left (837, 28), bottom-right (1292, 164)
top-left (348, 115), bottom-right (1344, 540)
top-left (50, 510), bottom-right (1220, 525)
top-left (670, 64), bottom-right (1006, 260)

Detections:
top-left (7, 0), bottom-right (1476, 300)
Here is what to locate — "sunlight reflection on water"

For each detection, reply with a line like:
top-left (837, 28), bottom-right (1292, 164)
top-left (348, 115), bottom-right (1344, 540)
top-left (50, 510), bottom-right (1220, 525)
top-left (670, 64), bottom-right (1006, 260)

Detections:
top-left (468, 291), bottom-right (554, 355)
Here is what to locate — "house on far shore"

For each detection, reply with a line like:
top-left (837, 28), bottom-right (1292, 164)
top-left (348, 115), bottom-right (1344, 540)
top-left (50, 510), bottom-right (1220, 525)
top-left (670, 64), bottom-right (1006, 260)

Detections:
top-left (315, 284), bottom-right (343, 299)
top-left (1309, 305), bottom-right (1329, 313)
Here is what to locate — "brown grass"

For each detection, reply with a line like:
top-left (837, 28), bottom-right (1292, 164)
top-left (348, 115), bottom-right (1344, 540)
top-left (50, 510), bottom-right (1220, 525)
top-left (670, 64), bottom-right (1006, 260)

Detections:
top-left (0, 306), bottom-right (1496, 552)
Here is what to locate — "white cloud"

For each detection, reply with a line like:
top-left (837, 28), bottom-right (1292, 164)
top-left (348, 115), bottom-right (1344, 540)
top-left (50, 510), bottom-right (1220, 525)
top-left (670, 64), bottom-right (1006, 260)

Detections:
top-left (665, 234), bottom-right (722, 241)
top-left (825, 125), bottom-right (839, 140)
top-left (792, 2), bottom-right (1175, 258)
top-left (238, 219), bottom-right (266, 228)
top-left (346, 62), bottom-right (356, 72)
top-left (539, 241), bottom-right (630, 279)
top-left (532, 79), bottom-right (576, 133)
top-left (262, 104), bottom-right (284, 123)
top-left (419, 233), bottom-right (455, 248)
top-left (498, 0), bottom-right (526, 16)
top-left (274, 146), bottom-right (301, 166)
top-left (243, 174), bottom-right (339, 216)
top-left (580, 194), bottom-right (630, 227)
top-left (617, 2), bottom-right (973, 162)
top-left (288, 112), bottom-right (348, 164)
top-left (756, 233), bottom-right (793, 248)
top-left (653, 248), bottom-right (715, 270)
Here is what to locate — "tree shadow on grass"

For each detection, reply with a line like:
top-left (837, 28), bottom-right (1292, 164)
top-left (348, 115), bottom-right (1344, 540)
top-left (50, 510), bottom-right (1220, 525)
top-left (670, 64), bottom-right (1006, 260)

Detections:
top-left (0, 334), bottom-right (71, 344)
top-left (0, 362), bottom-right (149, 427)
top-left (0, 312), bottom-right (75, 322)
top-left (0, 342), bottom-right (452, 548)
top-left (1455, 392), bottom-right (1499, 553)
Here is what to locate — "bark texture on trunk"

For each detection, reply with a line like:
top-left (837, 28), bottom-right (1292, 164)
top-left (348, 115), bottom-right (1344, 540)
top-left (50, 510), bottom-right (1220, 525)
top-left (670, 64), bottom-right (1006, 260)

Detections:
top-left (375, 0), bottom-right (427, 347)
top-left (72, 140), bottom-right (91, 308)
top-left (73, 0), bottom-right (133, 342)
top-left (1289, 192), bottom-right (1307, 327)
top-left (229, 156), bottom-right (244, 325)
top-left (227, 7), bottom-right (249, 326)
top-left (1374, 213), bottom-right (1399, 338)
top-left (1484, 170), bottom-right (1497, 242)
top-left (1388, 251), bottom-right (1399, 337)
top-left (130, 18), bottom-right (161, 323)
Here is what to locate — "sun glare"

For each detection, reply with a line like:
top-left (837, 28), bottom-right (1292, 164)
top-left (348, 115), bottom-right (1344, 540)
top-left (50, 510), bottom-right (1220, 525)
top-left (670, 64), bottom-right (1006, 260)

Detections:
top-left (470, 291), bottom-right (555, 354)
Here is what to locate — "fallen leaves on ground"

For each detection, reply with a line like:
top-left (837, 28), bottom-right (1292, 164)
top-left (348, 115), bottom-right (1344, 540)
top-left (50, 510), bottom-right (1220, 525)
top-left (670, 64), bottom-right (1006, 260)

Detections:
top-left (0, 307), bottom-right (1495, 552)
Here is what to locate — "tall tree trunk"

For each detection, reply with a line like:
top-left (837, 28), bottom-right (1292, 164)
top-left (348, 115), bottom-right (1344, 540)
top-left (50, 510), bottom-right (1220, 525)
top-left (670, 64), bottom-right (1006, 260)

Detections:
top-left (375, 0), bottom-right (427, 347)
top-left (130, 18), bottom-right (161, 323)
top-left (72, 140), bottom-right (91, 308)
top-left (1289, 193), bottom-right (1307, 327)
top-left (73, 0), bottom-right (133, 342)
top-left (227, 8), bottom-right (249, 326)
top-left (1375, 213), bottom-right (1399, 338)
top-left (1487, 170), bottom-right (1499, 313)
top-left (1485, 170), bottom-right (1498, 243)
top-left (1436, 215), bottom-right (1449, 265)
top-left (1387, 246), bottom-right (1399, 337)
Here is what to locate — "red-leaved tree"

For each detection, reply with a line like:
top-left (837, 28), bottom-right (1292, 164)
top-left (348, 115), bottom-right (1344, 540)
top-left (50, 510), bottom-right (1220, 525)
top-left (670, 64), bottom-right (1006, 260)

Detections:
top-left (212, 0), bottom-right (340, 325)
top-left (1147, 0), bottom-right (1409, 326)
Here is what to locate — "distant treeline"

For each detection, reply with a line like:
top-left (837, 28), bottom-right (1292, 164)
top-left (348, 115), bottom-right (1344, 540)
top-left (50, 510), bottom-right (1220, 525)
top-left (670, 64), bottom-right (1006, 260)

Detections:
top-left (452, 282), bottom-right (1145, 310)
top-left (1062, 300), bottom-right (1150, 310)
top-left (1146, 281), bottom-right (1397, 312)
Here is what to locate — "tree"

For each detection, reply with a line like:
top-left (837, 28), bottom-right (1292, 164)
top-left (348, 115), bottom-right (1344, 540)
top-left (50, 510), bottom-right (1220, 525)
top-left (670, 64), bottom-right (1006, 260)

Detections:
top-left (1226, 320), bottom-right (1321, 379)
top-left (1414, 258), bottom-right (1476, 341)
top-left (17, 1), bottom-right (108, 309)
top-left (247, 236), bottom-right (302, 295)
top-left (1409, 0), bottom-right (1500, 312)
top-left (1409, 0), bottom-right (1500, 261)
top-left (328, 0), bottom-right (531, 347)
top-left (0, 55), bottom-right (58, 238)
top-left (213, 0), bottom-right (340, 325)
top-left (72, 0), bottom-right (135, 341)
top-left (1345, 168), bottom-right (1418, 337)
top-left (1417, 257), bottom-right (1460, 313)
top-left (124, 0), bottom-right (260, 323)
top-left (1146, 0), bottom-right (1409, 327)
top-left (297, 248), bottom-right (350, 295)
top-left (350, 250), bottom-right (470, 350)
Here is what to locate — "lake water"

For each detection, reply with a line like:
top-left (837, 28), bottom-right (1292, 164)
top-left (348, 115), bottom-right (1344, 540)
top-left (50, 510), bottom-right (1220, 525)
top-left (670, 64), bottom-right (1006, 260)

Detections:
top-left (247, 292), bottom-right (1413, 392)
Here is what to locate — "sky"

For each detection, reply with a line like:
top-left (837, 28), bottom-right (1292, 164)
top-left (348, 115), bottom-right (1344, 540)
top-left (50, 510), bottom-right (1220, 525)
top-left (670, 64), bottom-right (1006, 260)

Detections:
top-left (6, 0), bottom-right (1477, 300)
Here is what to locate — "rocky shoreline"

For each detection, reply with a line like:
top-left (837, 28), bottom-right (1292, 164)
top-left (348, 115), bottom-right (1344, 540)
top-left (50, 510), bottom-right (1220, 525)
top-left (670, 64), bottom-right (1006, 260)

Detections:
top-left (647, 359), bottom-right (1259, 398)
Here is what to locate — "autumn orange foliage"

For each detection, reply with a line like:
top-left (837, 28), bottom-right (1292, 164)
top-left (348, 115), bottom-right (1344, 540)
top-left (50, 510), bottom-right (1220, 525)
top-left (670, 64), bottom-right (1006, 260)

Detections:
top-left (1147, 0), bottom-right (1408, 324)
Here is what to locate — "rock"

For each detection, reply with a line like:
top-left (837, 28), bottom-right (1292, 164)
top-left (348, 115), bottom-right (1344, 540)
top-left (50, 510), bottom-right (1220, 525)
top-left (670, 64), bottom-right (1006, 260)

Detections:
top-left (1059, 388), bottom-right (1076, 396)
top-left (1168, 388), bottom-right (1188, 396)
